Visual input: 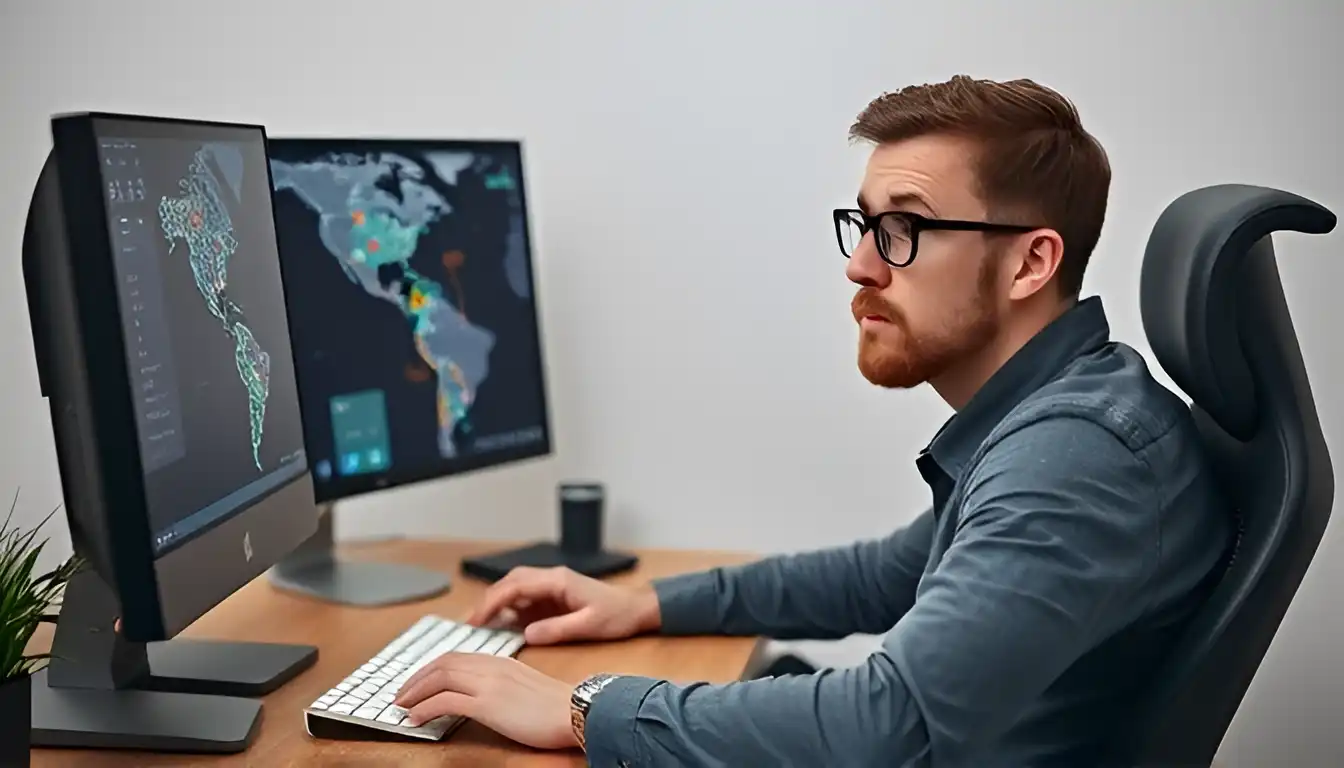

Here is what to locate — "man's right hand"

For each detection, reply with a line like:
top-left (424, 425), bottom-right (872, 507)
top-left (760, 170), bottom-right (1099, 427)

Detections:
top-left (467, 566), bottom-right (662, 645)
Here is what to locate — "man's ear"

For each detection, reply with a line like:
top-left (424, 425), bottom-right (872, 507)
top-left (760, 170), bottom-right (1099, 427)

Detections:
top-left (1008, 229), bottom-right (1065, 301)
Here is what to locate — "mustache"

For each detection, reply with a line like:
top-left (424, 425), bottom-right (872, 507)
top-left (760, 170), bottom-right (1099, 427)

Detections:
top-left (851, 288), bottom-right (899, 323)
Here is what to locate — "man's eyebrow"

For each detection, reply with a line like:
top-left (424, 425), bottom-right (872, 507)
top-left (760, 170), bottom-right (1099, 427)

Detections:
top-left (857, 191), bottom-right (935, 215)
top-left (887, 192), bottom-right (934, 215)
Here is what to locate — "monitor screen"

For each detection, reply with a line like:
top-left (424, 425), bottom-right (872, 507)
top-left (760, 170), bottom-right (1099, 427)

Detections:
top-left (94, 120), bottom-right (308, 555)
top-left (268, 139), bottom-right (550, 502)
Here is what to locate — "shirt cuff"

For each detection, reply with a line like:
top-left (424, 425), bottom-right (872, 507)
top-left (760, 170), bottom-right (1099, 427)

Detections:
top-left (652, 570), bottom-right (724, 635)
top-left (583, 675), bottom-right (661, 767)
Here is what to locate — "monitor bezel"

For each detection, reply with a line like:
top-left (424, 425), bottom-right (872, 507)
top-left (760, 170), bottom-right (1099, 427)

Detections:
top-left (267, 136), bottom-right (554, 504)
top-left (47, 112), bottom-right (317, 641)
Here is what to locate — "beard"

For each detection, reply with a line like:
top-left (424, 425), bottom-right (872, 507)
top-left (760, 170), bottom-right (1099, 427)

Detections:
top-left (851, 257), bottom-right (1000, 389)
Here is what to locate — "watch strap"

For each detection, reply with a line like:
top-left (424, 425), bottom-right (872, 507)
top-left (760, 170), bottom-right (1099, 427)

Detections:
top-left (570, 672), bottom-right (620, 751)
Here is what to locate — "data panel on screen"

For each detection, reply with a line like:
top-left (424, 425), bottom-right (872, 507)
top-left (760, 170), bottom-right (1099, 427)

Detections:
top-left (269, 141), bottom-right (548, 499)
top-left (97, 128), bottom-right (307, 554)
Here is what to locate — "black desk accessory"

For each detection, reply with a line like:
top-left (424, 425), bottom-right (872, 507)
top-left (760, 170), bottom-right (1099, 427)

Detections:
top-left (461, 482), bottom-right (639, 582)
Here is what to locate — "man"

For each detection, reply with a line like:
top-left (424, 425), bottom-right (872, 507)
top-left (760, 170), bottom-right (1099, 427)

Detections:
top-left (393, 76), bottom-right (1230, 766)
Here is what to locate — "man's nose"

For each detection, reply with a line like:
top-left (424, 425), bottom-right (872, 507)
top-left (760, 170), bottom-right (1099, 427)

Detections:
top-left (845, 233), bottom-right (891, 289)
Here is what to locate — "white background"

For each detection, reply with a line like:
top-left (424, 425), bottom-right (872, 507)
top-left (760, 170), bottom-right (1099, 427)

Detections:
top-left (2, 1), bottom-right (1341, 763)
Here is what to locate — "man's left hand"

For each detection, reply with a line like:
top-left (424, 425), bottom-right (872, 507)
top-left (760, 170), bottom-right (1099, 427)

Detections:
top-left (393, 653), bottom-right (577, 750)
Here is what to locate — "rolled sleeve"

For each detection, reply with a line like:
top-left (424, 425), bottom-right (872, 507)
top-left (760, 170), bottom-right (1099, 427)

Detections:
top-left (651, 571), bottom-right (722, 635)
top-left (583, 675), bottom-right (661, 767)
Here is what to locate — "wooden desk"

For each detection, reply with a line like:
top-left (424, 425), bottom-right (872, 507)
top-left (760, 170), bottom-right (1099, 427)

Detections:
top-left (29, 539), bottom-right (759, 767)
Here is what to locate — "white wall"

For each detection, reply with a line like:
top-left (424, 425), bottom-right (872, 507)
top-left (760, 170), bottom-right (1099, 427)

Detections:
top-left (2, 0), bottom-right (1341, 763)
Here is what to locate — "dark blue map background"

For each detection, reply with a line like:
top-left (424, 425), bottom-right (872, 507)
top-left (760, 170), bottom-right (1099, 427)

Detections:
top-left (269, 141), bottom-right (548, 498)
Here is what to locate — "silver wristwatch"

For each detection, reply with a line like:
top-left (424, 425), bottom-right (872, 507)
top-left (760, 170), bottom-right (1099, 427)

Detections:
top-left (571, 672), bottom-right (620, 751)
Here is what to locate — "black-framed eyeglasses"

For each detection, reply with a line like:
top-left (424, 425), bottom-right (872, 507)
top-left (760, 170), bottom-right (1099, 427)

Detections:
top-left (833, 208), bottom-right (1040, 268)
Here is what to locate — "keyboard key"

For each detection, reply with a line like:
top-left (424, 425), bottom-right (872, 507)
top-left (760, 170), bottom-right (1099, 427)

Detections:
top-left (402, 623), bottom-right (454, 659)
top-left (456, 630), bottom-right (491, 654)
top-left (329, 701), bottom-right (357, 715)
top-left (417, 625), bottom-right (473, 665)
top-left (478, 634), bottom-right (510, 655)
top-left (354, 705), bottom-right (385, 720)
top-left (376, 706), bottom-right (408, 725)
top-left (377, 617), bottom-right (436, 658)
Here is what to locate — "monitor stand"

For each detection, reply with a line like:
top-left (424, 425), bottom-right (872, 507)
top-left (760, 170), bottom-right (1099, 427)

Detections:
top-left (267, 505), bottom-right (451, 606)
top-left (30, 567), bottom-right (317, 753)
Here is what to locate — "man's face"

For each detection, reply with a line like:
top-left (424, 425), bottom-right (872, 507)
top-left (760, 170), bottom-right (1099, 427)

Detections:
top-left (846, 134), bottom-right (1009, 390)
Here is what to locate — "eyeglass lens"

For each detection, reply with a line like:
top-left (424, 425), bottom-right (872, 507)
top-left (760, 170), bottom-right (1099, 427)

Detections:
top-left (837, 212), bottom-right (914, 264)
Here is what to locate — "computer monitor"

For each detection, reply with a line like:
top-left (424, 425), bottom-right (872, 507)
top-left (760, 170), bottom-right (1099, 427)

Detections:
top-left (264, 138), bottom-right (553, 605)
top-left (22, 113), bottom-right (320, 753)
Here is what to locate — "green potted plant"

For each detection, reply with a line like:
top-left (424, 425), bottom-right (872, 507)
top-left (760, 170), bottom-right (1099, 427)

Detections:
top-left (1, 491), bottom-right (81, 768)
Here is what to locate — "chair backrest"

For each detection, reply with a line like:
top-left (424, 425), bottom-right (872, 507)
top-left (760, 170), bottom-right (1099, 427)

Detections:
top-left (1121, 184), bottom-right (1336, 766)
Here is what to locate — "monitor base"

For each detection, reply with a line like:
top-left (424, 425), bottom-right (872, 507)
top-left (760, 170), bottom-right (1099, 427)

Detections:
top-left (145, 638), bottom-right (317, 696)
top-left (267, 507), bottom-right (451, 606)
top-left (31, 566), bottom-right (317, 753)
top-left (30, 667), bottom-right (262, 754)
top-left (269, 558), bottom-right (452, 606)
top-left (461, 541), bottom-right (640, 583)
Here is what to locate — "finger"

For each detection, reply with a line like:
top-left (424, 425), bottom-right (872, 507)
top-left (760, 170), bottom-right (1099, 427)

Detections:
top-left (524, 606), bottom-right (594, 645)
top-left (405, 690), bottom-right (476, 728)
top-left (398, 652), bottom-right (488, 705)
top-left (466, 582), bottom-right (526, 627)
top-left (512, 600), bottom-right (563, 628)
top-left (399, 655), bottom-right (454, 701)
top-left (395, 667), bottom-right (452, 709)
top-left (468, 567), bottom-right (550, 624)
top-left (468, 568), bottom-right (563, 625)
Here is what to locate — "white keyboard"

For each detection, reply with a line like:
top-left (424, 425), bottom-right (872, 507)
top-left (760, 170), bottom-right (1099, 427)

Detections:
top-left (304, 615), bottom-right (525, 741)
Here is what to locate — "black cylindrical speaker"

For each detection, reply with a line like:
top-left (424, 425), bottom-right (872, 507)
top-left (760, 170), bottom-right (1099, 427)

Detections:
top-left (559, 482), bottom-right (604, 555)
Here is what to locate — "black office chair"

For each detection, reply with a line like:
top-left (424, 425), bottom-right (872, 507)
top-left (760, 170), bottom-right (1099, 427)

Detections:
top-left (1120, 184), bottom-right (1337, 766)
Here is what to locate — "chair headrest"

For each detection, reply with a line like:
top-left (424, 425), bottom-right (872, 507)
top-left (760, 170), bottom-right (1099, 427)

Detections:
top-left (1140, 184), bottom-right (1335, 439)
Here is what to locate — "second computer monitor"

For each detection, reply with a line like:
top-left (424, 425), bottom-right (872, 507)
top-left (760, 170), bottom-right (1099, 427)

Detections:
top-left (269, 139), bottom-right (551, 502)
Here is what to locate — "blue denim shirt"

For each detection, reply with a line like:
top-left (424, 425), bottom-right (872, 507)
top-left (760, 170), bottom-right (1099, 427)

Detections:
top-left (583, 297), bottom-right (1231, 767)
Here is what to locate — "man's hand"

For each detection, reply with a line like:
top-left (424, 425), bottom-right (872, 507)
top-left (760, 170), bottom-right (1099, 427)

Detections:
top-left (393, 653), bottom-right (576, 750)
top-left (468, 566), bottom-right (661, 645)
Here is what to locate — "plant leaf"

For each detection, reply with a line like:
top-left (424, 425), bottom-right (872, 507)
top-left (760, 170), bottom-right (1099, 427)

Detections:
top-left (0, 494), bottom-right (80, 682)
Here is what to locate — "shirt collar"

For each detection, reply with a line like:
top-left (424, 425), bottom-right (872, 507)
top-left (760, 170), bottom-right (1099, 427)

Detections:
top-left (924, 296), bottom-right (1112, 481)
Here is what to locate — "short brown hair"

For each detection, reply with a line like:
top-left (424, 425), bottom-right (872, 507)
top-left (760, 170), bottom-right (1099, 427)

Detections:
top-left (850, 76), bottom-right (1110, 297)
